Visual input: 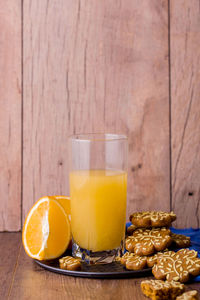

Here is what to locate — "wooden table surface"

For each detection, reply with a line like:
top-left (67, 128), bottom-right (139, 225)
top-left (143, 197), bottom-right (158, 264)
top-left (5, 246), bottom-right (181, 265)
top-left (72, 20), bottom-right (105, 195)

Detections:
top-left (1, 233), bottom-right (200, 300)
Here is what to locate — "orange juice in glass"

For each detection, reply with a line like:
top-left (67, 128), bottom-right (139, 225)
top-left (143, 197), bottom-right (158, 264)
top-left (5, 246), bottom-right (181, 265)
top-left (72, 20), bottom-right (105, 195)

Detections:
top-left (69, 134), bottom-right (127, 264)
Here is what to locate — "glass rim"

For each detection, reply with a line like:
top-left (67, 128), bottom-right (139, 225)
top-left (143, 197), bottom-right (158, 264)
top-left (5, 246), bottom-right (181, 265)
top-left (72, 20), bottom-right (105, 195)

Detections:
top-left (68, 133), bottom-right (128, 142)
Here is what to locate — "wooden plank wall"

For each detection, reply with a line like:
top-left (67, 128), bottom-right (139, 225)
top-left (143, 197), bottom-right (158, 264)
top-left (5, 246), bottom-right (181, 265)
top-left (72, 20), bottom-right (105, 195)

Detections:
top-left (0, 0), bottom-right (21, 231)
top-left (0, 0), bottom-right (199, 230)
top-left (22, 0), bottom-right (170, 222)
top-left (170, 0), bottom-right (200, 228)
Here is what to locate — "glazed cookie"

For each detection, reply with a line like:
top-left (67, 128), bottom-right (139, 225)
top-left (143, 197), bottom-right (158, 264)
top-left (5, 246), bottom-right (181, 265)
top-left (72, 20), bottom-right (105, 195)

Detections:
top-left (141, 279), bottom-right (185, 300)
top-left (126, 224), bottom-right (137, 235)
top-left (125, 227), bottom-right (172, 256)
top-left (118, 252), bottom-right (136, 265)
top-left (171, 233), bottom-right (191, 248)
top-left (59, 256), bottom-right (81, 271)
top-left (147, 250), bottom-right (174, 267)
top-left (115, 255), bottom-right (123, 263)
top-left (152, 249), bottom-right (200, 283)
top-left (176, 290), bottom-right (199, 300)
top-left (125, 254), bottom-right (147, 270)
top-left (130, 211), bottom-right (176, 228)
top-left (118, 252), bottom-right (148, 270)
top-left (119, 252), bottom-right (148, 270)
top-left (118, 250), bottom-right (173, 270)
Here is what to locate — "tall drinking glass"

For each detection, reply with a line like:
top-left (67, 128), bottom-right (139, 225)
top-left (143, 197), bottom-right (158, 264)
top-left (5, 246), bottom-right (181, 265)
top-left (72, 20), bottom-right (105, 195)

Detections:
top-left (69, 133), bottom-right (128, 264)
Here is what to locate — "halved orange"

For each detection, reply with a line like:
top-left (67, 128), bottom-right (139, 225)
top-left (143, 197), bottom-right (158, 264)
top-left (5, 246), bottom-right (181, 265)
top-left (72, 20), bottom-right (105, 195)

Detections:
top-left (50, 195), bottom-right (72, 250)
top-left (22, 196), bottom-right (71, 260)
top-left (52, 195), bottom-right (71, 219)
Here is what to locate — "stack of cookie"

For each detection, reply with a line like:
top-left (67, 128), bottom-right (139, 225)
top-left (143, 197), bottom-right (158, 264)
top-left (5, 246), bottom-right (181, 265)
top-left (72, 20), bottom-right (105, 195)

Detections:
top-left (118, 211), bottom-right (199, 278)
top-left (128, 211), bottom-right (190, 253)
top-left (121, 211), bottom-right (187, 269)
top-left (117, 211), bottom-right (200, 299)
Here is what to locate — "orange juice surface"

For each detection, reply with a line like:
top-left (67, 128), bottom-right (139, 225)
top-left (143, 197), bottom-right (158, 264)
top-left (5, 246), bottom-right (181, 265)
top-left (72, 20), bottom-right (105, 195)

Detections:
top-left (70, 170), bottom-right (127, 252)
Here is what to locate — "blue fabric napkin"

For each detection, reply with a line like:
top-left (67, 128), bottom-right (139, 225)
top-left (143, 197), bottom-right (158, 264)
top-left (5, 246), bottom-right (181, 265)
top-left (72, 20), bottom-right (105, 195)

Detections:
top-left (126, 223), bottom-right (200, 282)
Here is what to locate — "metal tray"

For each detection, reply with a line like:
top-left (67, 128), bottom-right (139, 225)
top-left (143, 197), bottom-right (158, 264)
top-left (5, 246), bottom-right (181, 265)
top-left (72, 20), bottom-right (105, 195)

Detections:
top-left (35, 252), bottom-right (152, 279)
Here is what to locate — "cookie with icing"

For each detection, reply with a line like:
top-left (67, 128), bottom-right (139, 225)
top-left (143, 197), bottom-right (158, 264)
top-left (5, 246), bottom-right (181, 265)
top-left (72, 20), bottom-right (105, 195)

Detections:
top-left (125, 227), bottom-right (172, 256)
top-left (152, 249), bottom-right (200, 283)
top-left (118, 249), bottom-right (173, 270)
top-left (126, 224), bottom-right (137, 235)
top-left (59, 256), bottom-right (81, 271)
top-left (171, 233), bottom-right (191, 248)
top-left (125, 254), bottom-right (147, 270)
top-left (176, 290), bottom-right (199, 300)
top-left (146, 250), bottom-right (174, 267)
top-left (141, 279), bottom-right (185, 300)
top-left (130, 211), bottom-right (176, 228)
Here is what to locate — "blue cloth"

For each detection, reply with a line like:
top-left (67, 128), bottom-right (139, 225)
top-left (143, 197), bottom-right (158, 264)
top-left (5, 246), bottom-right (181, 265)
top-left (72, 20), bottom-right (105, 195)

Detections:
top-left (126, 223), bottom-right (200, 282)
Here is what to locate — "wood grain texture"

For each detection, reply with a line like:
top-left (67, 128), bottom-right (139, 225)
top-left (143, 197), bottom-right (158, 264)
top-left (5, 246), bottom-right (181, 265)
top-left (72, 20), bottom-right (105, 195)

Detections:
top-left (170, 0), bottom-right (200, 227)
top-left (5, 234), bottom-right (200, 300)
top-left (0, 233), bottom-right (21, 299)
top-left (23, 0), bottom-right (170, 223)
top-left (9, 251), bottom-right (147, 300)
top-left (0, 1), bottom-right (22, 230)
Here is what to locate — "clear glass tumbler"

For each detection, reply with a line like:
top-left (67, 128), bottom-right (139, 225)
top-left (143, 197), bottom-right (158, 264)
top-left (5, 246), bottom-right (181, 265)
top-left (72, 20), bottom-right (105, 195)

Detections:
top-left (69, 133), bottom-right (128, 264)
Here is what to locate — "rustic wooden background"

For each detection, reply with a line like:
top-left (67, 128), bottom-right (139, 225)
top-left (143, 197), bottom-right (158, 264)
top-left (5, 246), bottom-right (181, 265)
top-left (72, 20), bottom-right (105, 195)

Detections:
top-left (0, 0), bottom-right (199, 231)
